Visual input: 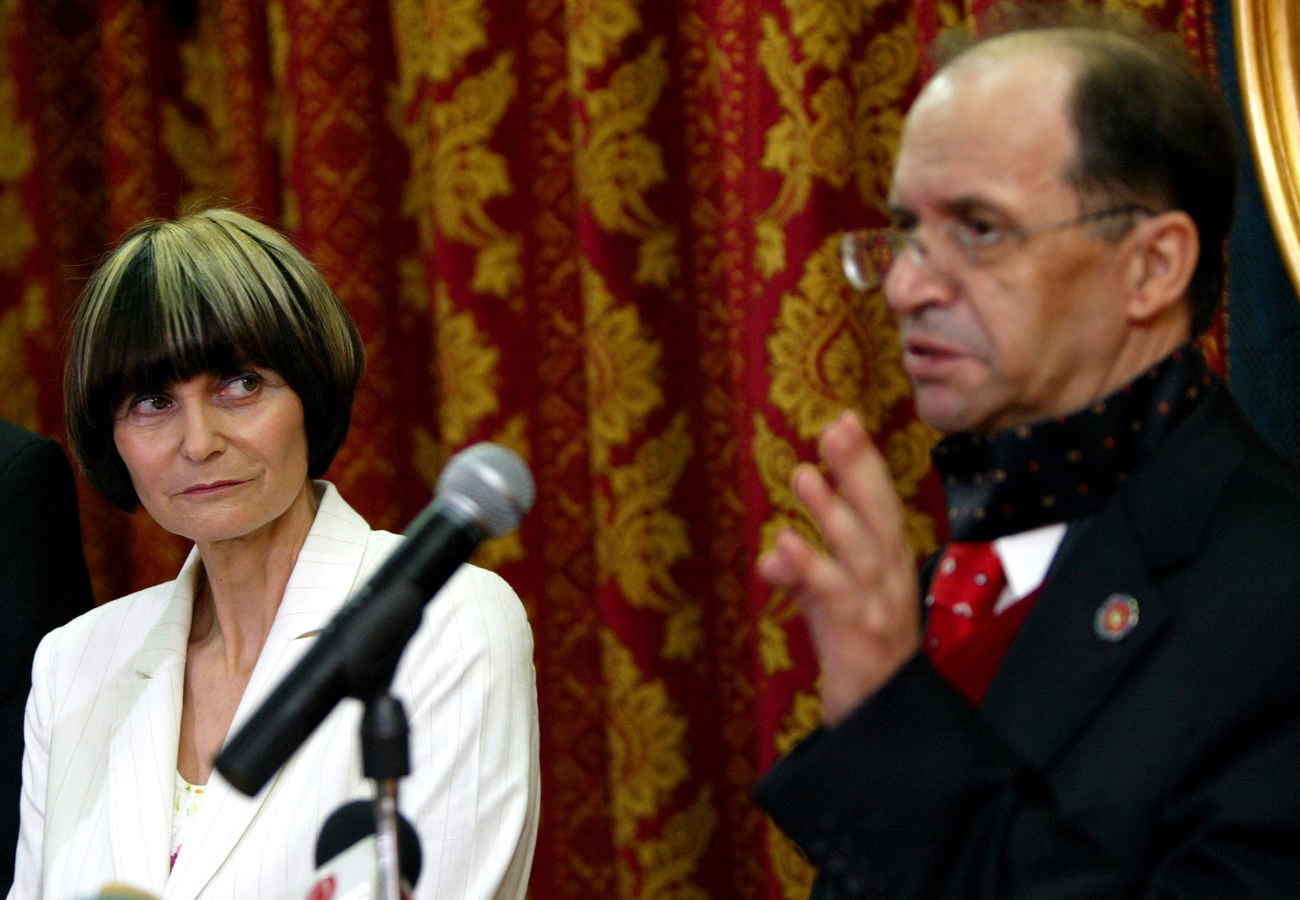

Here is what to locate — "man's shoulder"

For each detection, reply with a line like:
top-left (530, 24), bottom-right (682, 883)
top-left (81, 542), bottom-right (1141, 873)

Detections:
top-left (0, 419), bottom-right (62, 473)
top-left (1231, 414), bottom-right (1300, 503)
top-left (0, 418), bottom-right (44, 449)
top-left (1120, 393), bottom-right (1300, 616)
top-left (1130, 384), bottom-right (1300, 514)
top-left (1075, 389), bottom-right (1300, 619)
top-left (1176, 390), bottom-right (1300, 517)
top-left (1201, 431), bottom-right (1300, 563)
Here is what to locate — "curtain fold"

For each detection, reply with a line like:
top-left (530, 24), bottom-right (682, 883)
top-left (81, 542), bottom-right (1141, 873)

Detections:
top-left (0, 1), bottom-right (1218, 897)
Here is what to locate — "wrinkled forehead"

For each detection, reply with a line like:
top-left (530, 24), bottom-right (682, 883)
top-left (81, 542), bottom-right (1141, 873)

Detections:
top-left (890, 47), bottom-right (1082, 214)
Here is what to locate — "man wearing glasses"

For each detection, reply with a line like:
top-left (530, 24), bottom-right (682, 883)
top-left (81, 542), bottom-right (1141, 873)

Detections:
top-left (754, 24), bottom-right (1300, 900)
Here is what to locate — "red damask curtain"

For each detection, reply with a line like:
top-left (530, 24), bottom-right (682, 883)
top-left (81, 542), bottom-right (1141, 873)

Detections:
top-left (0, 1), bottom-right (1217, 897)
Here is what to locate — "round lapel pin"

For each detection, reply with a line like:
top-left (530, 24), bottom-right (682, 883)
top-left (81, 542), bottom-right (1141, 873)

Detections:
top-left (1094, 593), bottom-right (1139, 642)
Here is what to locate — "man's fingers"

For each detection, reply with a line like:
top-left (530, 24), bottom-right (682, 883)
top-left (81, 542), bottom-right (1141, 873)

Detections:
top-left (758, 528), bottom-right (851, 601)
top-left (818, 410), bottom-right (909, 547)
top-left (791, 465), bottom-right (886, 587)
top-left (756, 529), bottom-right (815, 588)
top-left (753, 424), bottom-right (925, 723)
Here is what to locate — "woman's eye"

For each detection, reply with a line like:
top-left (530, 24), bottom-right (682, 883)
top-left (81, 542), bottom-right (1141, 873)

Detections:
top-left (128, 395), bottom-right (170, 416)
top-left (224, 373), bottom-right (262, 395)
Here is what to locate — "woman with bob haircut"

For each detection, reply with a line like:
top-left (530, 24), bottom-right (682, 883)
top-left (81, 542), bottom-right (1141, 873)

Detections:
top-left (9, 209), bottom-right (540, 900)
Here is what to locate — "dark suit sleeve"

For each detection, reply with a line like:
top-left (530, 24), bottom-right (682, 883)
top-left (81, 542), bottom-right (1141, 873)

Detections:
top-left (0, 431), bottom-right (94, 892)
top-left (752, 654), bottom-right (1300, 900)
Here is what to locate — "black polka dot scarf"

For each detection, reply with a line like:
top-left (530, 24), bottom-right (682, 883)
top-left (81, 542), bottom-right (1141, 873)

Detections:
top-left (931, 344), bottom-right (1216, 542)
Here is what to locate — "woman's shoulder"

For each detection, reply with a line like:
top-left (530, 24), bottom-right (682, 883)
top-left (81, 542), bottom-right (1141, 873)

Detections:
top-left (356, 528), bottom-right (524, 616)
top-left (320, 481), bottom-right (531, 644)
top-left (418, 561), bottom-right (532, 654)
top-left (36, 579), bottom-right (180, 673)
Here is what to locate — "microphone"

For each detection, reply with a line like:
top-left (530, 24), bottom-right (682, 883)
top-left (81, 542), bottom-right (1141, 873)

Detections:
top-left (277, 800), bottom-right (419, 900)
top-left (87, 887), bottom-right (159, 900)
top-left (215, 443), bottom-right (535, 797)
top-left (315, 800), bottom-right (422, 884)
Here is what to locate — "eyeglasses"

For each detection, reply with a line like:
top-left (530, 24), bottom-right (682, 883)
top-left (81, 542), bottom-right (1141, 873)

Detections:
top-left (840, 203), bottom-right (1154, 291)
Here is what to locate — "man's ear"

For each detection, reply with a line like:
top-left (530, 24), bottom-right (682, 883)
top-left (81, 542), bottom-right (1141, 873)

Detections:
top-left (1123, 210), bottom-right (1199, 324)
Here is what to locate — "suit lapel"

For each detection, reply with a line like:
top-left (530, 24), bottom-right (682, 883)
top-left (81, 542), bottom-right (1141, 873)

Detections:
top-left (108, 551), bottom-right (200, 897)
top-left (164, 484), bottom-right (372, 899)
top-left (980, 388), bottom-right (1248, 771)
top-left (980, 506), bottom-right (1172, 769)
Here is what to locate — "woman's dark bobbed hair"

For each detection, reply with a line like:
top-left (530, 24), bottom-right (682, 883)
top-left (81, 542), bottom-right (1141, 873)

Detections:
top-left (65, 208), bottom-right (365, 511)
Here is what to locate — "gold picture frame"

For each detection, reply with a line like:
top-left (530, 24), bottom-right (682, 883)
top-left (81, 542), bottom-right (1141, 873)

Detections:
top-left (1234, 0), bottom-right (1300, 297)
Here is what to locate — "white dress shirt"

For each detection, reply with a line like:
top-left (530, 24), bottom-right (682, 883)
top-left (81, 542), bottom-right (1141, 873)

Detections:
top-left (991, 522), bottom-right (1068, 614)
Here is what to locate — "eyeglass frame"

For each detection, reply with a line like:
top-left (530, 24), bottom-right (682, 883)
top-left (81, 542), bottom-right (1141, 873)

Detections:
top-left (840, 203), bottom-right (1156, 292)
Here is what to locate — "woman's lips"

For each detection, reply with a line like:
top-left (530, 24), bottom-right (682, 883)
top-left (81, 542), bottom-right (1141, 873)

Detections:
top-left (182, 479), bottom-right (245, 496)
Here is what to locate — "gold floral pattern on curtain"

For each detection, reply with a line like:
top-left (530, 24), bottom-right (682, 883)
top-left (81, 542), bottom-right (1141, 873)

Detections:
top-left (0, 0), bottom-right (1218, 897)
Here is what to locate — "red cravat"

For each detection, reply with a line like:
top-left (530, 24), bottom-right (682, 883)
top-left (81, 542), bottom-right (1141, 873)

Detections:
top-left (923, 542), bottom-right (1038, 704)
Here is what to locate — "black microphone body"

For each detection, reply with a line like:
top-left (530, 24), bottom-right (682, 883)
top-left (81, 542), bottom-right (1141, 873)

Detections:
top-left (215, 442), bottom-right (535, 798)
top-left (216, 501), bottom-right (481, 796)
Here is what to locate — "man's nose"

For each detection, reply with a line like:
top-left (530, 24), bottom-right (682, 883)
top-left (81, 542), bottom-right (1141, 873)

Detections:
top-left (883, 243), bottom-right (958, 315)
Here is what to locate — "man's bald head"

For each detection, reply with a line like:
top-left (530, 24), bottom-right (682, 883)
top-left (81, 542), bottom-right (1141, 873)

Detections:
top-left (920, 27), bottom-right (1236, 335)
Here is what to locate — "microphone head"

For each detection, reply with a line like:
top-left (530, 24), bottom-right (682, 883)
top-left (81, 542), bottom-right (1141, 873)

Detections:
top-left (91, 885), bottom-right (159, 900)
top-left (316, 800), bottom-right (422, 886)
top-left (436, 443), bottom-right (534, 538)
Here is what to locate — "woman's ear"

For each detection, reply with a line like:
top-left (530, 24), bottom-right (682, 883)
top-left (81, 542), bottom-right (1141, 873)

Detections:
top-left (1123, 210), bottom-right (1199, 325)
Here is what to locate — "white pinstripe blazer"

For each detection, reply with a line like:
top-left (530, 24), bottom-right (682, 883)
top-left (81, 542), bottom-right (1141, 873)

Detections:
top-left (8, 483), bottom-right (540, 900)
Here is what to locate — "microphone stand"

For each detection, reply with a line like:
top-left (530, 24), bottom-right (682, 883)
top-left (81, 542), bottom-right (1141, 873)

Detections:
top-left (218, 443), bottom-right (535, 894)
top-left (361, 692), bottom-right (411, 900)
top-left (338, 583), bottom-right (428, 900)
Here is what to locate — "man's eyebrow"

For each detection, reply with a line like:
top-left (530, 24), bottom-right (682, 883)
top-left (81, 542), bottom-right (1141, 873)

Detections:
top-left (887, 196), bottom-right (1011, 222)
top-left (941, 196), bottom-right (1007, 219)
top-left (885, 202), bottom-right (914, 223)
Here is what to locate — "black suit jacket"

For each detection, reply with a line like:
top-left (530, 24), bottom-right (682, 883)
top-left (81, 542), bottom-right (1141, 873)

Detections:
top-left (754, 382), bottom-right (1300, 899)
top-left (0, 420), bottom-right (93, 892)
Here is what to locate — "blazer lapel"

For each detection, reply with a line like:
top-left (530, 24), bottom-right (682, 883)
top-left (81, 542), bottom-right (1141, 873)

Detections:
top-left (980, 387), bottom-right (1248, 771)
top-left (164, 484), bottom-right (372, 899)
top-left (108, 552), bottom-right (200, 897)
top-left (980, 507), bottom-right (1172, 770)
